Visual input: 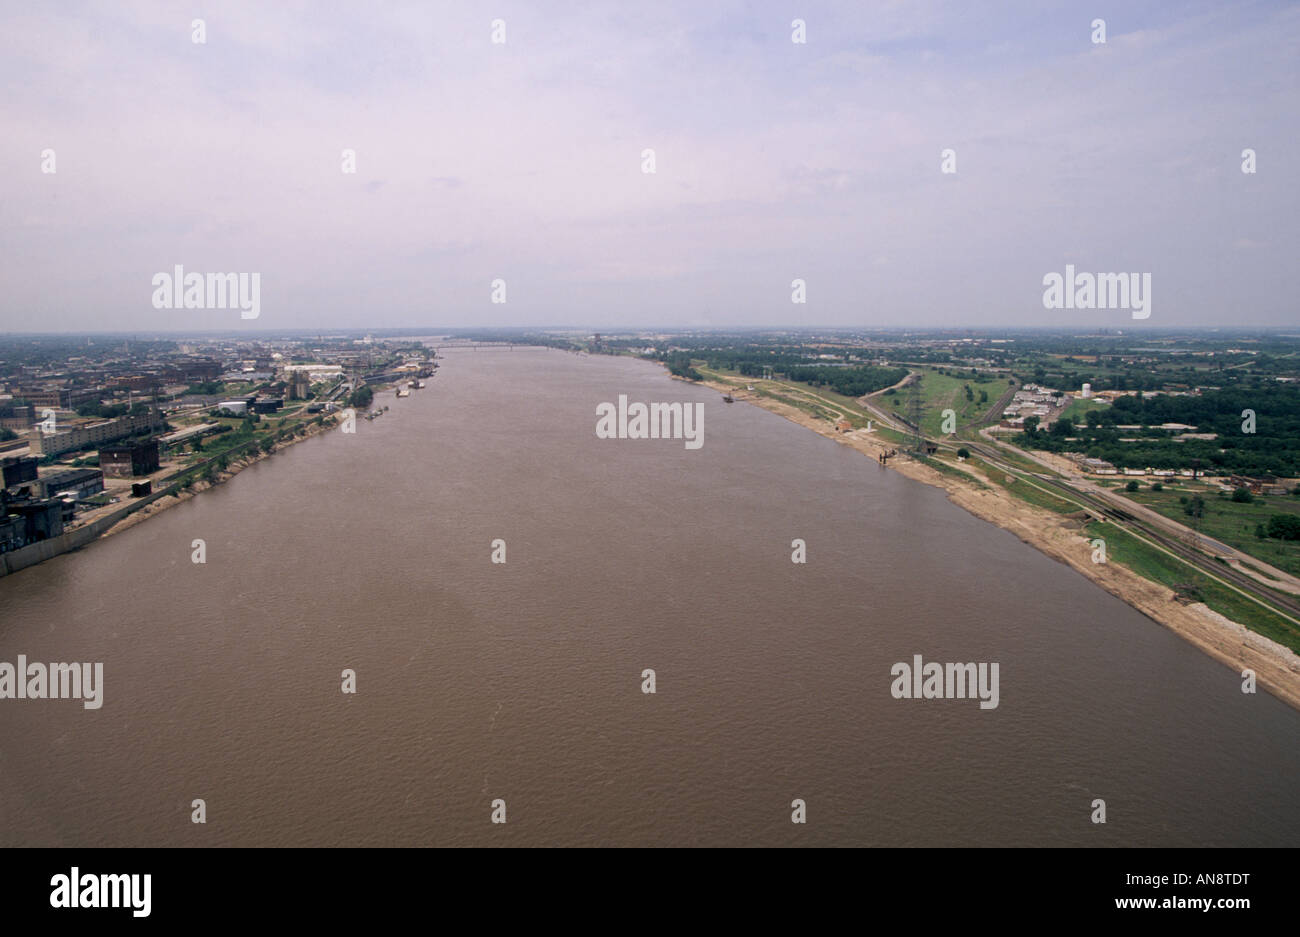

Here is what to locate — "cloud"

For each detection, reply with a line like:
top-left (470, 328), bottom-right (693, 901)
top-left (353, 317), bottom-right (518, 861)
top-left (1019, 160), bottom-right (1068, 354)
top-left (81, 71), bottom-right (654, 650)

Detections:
top-left (0, 1), bottom-right (1295, 330)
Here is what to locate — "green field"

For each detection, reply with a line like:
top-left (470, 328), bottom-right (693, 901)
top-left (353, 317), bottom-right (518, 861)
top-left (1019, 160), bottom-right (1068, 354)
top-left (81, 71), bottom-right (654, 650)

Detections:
top-left (1060, 397), bottom-right (1109, 423)
top-left (968, 459), bottom-right (1078, 514)
top-left (911, 369), bottom-right (1002, 438)
top-left (978, 440), bottom-right (1051, 473)
top-left (1086, 521), bottom-right (1300, 652)
top-left (1122, 485), bottom-right (1300, 577)
top-left (922, 453), bottom-right (991, 489)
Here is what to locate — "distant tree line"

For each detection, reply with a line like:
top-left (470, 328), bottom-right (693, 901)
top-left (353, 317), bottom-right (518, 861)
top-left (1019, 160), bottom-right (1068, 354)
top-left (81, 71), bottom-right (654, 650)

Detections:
top-left (783, 365), bottom-right (908, 398)
top-left (665, 353), bottom-right (704, 381)
top-left (75, 400), bottom-right (149, 419)
top-left (1020, 384), bottom-right (1300, 476)
top-left (184, 381), bottom-right (224, 395)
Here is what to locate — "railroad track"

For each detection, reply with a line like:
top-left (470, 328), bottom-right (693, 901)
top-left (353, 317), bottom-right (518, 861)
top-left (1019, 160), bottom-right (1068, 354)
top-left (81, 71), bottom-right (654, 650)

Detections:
top-left (954, 437), bottom-right (1300, 625)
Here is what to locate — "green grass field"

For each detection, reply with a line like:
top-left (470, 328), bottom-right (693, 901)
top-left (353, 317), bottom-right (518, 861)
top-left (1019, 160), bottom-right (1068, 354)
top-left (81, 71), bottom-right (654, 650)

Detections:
top-left (1086, 520), bottom-right (1300, 653)
top-left (1060, 397), bottom-right (1109, 423)
top-left (911, 369), bottom-right (1000, 438)
top-left (923, 453), bottom-right (991, 489)
top-left (968, 459), bottom-right (1079, 514)
top-left (978, 441), bottom-right (1050, 473)
top-left (1122, 485), bottom-right (1300, 577)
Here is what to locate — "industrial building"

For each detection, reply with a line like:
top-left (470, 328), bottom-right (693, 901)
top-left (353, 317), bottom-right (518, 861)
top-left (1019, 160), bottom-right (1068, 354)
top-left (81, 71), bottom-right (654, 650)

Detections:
top-left (10, 385), bottom-right (103, 410)
top-left (35, 468), bottom-right (104, 501)
top-left (158, 422), bottom-right (220, 454)
top-left (29, 409), bottom-right (166, 457)
top-left (286, 371), bottom-right (312, 400)
top-left (0, 499), bottom-right (64, 551)
top-left (0, 403), bottom-right (36, 431)
top-left (2, 455), bottom-right (38, 488)
top-left (99, 439), bottom-right (161, 478)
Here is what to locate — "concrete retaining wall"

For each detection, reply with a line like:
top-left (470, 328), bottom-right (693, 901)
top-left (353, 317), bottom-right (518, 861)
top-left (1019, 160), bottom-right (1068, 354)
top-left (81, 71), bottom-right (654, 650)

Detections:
top-left (1, 427), bottom-right (326, 578)
top-left (0, 482), bottom-right (181, 577)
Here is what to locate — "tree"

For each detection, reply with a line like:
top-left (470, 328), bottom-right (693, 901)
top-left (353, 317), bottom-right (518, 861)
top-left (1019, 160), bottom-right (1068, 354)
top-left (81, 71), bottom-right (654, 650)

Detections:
top-left (956, 447), bottom-right (971, 459)
top-left (1022, 416), bottom-right (1040, 436)
top-left (1050, 417), bottom-right (1073, 437)
top-left (1184, 495), bottom-right (1205, 518)
top-left (1231, 486), bottom-right (1254, 503)
top-left (1152, 482), bottom-right (1163, 491)
top-left (1266, 514), bottom-right (1300, 540)
top-left (1126, 480), bottom-right (1140, 492)
top-left (76, 401), bottom-right (126, 419)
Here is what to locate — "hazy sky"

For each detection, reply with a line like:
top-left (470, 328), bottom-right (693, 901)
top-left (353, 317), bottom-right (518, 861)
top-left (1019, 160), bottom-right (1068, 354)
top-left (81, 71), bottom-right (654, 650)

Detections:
top-left (2, 1), bottom-right (1296, 332)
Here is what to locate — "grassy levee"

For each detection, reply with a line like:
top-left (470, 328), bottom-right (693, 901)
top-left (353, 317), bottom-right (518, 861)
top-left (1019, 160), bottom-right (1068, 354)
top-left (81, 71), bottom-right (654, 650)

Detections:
top-left (699, 365), bottom-right (909, 445)
top-left (916, 453), bottom-right (991, 490)
top-left (1085, 521), bottom-right (1300, 653)
top-left (967, 458), bottom-right (1078, 514)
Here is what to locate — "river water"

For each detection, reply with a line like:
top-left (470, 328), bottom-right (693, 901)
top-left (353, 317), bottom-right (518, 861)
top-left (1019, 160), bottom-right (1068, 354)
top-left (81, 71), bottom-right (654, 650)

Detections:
top-left (1, 347), bottom-right (1296, 846)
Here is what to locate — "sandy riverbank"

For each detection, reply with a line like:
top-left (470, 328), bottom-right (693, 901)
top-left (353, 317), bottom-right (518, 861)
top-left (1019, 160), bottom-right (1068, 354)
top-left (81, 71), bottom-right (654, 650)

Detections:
top-left (696, 375), bottom-right (1300, 710)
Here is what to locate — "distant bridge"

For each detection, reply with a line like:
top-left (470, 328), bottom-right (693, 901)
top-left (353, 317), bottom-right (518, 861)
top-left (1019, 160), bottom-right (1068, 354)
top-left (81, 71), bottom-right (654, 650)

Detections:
top-left (435, 341), bottom-right (517, 350)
